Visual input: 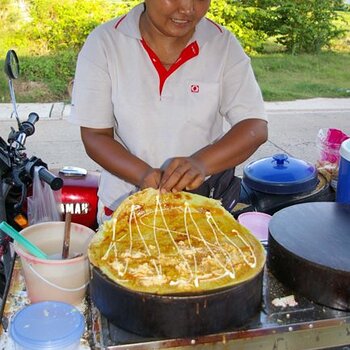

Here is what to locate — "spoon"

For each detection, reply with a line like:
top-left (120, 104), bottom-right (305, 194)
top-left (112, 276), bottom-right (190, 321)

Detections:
top-left (0, 221), bottom-right (48, 259)
top-left (60, 214), bottom-right (83, 260)
top-left (62, 212), bottom-right (71, 259)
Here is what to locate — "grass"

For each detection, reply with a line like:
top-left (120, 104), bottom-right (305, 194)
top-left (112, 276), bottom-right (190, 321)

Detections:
top-left (1, 50), bottom-right (349, 103)
top-left (0, 50), bottom-right (78, 103)
top-left (251, 52), bottom-right (350, 101)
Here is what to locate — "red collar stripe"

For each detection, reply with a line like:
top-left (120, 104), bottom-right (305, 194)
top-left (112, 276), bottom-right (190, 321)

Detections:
top-left (205, 18), bottom-right (223, 33)
top-left (140, 39), bottom-right (199, 95)
top-left (114, 15), bottom-right (127, 29)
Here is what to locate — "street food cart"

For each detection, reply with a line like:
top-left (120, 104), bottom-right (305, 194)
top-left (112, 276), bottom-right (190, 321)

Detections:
top-left (1, 260), bottom-right (350, 349)
top-left (2, 204), bottom-right (350, 350)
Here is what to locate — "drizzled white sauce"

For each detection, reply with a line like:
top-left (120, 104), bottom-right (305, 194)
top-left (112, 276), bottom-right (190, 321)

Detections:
top-left (102, 193), bottom-right (257, 289)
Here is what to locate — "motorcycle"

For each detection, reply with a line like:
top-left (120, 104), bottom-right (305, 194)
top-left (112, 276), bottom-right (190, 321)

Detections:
top-left (0, 50), bottom-right (68, 322)
top-left (0, 50), bottom-right (100, 314)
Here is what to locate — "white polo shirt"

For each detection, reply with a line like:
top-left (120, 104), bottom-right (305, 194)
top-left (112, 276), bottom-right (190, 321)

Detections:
top-left (69, 3), bottom-right (267, 210)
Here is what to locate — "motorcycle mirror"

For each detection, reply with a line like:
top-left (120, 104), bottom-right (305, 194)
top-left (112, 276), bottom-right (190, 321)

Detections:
top-left (4, 50), bottom-right (19, 80)
top-left (4, 50), bottom-right (21, 127)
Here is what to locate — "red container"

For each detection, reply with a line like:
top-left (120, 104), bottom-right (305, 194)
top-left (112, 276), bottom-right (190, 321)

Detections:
top-left (55, 167), bottom-right (99, 230)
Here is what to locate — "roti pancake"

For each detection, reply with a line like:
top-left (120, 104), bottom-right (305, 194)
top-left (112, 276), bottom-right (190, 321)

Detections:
top-left (88, 188), bottom-right (266, 295)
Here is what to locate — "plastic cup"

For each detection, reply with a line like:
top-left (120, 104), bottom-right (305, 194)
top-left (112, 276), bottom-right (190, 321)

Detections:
top-left (10, 301), bottom-right (85, 350)
top-left (237, 212), bottom-right (272, 241)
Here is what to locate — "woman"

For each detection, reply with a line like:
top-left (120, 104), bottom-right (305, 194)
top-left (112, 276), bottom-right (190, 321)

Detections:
top-left (69, 0), bottom-right (268, 223)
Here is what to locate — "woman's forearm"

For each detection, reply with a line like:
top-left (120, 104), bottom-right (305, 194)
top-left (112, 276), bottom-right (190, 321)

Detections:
top-left (80, 127), bottom-right (151, 187)
top-left (192, 119), bottom-right (268, 176)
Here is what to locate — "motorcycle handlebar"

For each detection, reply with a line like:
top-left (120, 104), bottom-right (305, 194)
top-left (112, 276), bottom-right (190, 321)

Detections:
top-left (37, 166), bottom-right (64, 191)
top-left (21, 112), bottom-right (39, 137)
top-left (9, 112), bottom-right (40, 149)
top-left (24, 159), bottom-right (64, 191)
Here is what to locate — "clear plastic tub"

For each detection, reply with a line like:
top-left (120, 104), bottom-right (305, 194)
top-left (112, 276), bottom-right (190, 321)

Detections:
top-left (10, 301), bottom-right (85, 350)
top-left (316, 128), bottom-right (349, 190)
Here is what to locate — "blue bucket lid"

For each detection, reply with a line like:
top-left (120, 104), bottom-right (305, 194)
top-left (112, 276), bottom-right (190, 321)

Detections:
top-left (10, 301), bottom-right (85, 350)
top-left (243, 153), bottom-right (318, 194)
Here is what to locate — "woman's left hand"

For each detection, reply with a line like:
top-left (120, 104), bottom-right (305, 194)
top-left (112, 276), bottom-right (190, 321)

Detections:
top-left (159, 157), bottom-right (206, 193)
top-left (159, 119), bottom-right (268, 194)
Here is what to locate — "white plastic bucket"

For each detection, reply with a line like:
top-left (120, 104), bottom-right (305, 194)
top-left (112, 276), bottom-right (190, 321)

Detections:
top-left (14, 222), bottom-right (95, 305)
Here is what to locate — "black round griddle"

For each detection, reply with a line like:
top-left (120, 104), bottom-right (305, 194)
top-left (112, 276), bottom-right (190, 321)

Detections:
top-left (90, 267), bottom-right (264, 338)
top-left (268, 202), bottom-right (350, 311)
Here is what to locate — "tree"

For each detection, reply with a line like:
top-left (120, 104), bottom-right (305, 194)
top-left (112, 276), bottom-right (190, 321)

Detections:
top-left (208, 0), bottom-right (267, 53)
top-left (245, 0), bottom-right (345, 54)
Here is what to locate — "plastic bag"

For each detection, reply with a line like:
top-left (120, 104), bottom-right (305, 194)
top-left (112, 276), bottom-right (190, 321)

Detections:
top-left (27, 167), bottom-right (62, 225)
top-left (316, 128), bottom-right (349, 188)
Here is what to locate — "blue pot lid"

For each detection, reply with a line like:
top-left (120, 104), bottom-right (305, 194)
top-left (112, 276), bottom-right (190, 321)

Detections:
top-left (10, 301), bottom-right (85, 349)
top-left (243, 153), bottom-right (318, 194)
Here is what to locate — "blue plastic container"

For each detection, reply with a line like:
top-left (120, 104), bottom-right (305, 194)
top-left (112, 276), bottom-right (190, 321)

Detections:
top-left (243, 153), bottom-right (318, 194)
top-left (10, 301), bottom-right (85, 350)
top-left (336, 139), bottom-right (350, 203)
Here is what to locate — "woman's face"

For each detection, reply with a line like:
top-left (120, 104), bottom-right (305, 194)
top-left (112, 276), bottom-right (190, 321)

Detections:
top-left (143, 0), bottom-right (211, 39)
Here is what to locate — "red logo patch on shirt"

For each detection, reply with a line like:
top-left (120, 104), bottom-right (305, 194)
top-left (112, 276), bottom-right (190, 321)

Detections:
top-left (191, 84), bottom-right (199, 93)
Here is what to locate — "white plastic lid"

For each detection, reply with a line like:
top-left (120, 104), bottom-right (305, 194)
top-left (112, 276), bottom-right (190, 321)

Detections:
top-left (10, 301), bottom-right (85, 349)
top-left (340, 139), bottom-right (350, 161)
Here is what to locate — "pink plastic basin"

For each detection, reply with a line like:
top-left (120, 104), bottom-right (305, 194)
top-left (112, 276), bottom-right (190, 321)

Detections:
top-left (237, 212), bottom-right (272, 241)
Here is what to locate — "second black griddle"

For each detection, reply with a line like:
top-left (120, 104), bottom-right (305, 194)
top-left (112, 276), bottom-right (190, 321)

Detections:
top-left (267, 202), bottom-right (350, 311)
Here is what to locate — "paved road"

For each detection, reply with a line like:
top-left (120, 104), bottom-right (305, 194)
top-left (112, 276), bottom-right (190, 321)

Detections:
top-left (0, 98), bottom-right (349, 176)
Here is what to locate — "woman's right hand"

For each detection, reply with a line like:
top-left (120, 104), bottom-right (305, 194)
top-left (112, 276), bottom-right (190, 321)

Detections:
top-left (139, 167), bottom-right (163, 189)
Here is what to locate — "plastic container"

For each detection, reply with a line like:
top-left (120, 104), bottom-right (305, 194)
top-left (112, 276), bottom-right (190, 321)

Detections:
top-left (10, 301), bottom-right (85, 350)
top-left (336, 139), bottom-right (350, 203)
top-left (317, 128), bottom-right (345, 164)
top-left (316, 128), bottom-right (349, 190)
top-left (14, 222), bottom-right (94, 305)
top-left (238, 212), bottom-right (272, 241)
top-left (243, 154), bottom-right (318, 195)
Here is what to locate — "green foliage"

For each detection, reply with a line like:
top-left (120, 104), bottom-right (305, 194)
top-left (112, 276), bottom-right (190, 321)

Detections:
top-left (0, 0), bottom-right (30, 57)
top-left (1, 0), bottom-right (350, 103)
top-left (22, 0), bottom-right (140, 53)
top-left (20, 49), bottom-right (78, 96)
top-left (22, 0), bottom-right (267, 54)
top-left (0, 49), bottom-right (80, 102)
top-left (0, 63), bottom-right (8, 102)
top-left (246, 0), bottom-right (346, 54)
top-left (1, 0), bottom-right (348, 56)
top-left (0, 0), bottom-right (20, 24)
top-left (331, 11), bottom-right (350, 52)
top-left (208, 0), bottom-right (267, 53)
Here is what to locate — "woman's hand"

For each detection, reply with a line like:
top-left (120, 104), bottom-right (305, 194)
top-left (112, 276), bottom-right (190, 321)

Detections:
top-left (139, 168), bottom-right (163, 189)
top-left (159, 119), bottom-right (267, 194)
top-left (159, 157), bottom-right (206, 193)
